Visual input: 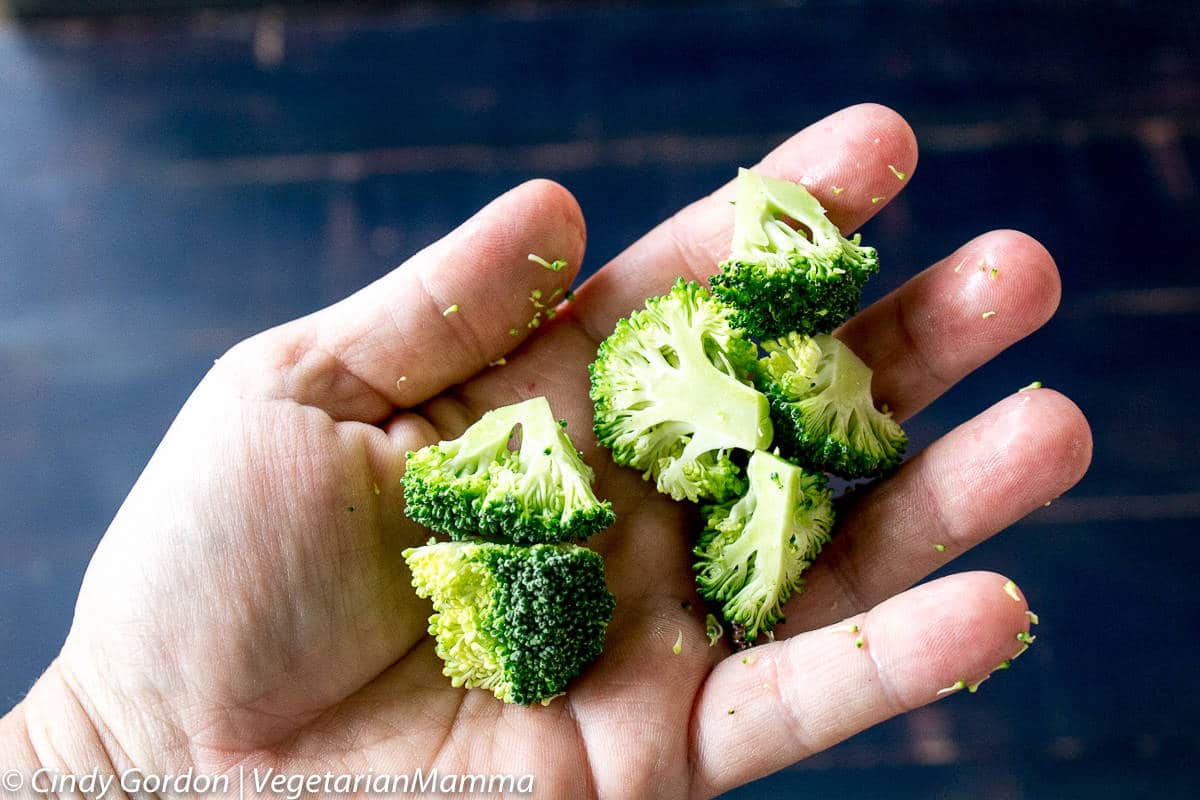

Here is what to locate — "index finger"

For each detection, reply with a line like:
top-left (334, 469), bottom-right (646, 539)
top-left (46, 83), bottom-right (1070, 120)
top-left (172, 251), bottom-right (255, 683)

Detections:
top-left (572, 104), bottom-right (919, 342)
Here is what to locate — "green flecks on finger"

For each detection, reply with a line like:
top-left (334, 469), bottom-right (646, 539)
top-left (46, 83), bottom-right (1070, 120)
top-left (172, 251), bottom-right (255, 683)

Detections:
top-left (887, 164), bottom-right (907, 181)
top-left (705, 614), bottom-right (723, 647)
top-left (936, 680), bottom-right (966, 697)
top-left (1003, 580), bottom-right (1022, 602)
top-left (672, 630), bottom-right (683, 655)
top-left (934, 543), bottom-right (947, 553)
top-left (528, 253), bottom-right (567, 272)
top-left (442, 304), bottom-right (459, 316)
top-left (1020, 381), bottom-right (1043, 392)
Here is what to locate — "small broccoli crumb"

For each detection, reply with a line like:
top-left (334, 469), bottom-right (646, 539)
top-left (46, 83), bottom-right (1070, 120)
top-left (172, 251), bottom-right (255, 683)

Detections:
top-left (372, 483), bottom-right (381, 496)
top-left (528, 253), bottom-right (567, 272)
top-left (442, 304), bottom-right (459, 316)
top-left (1027, 610), bottom-right (1040, 625)
top-left (346, 506), bottom-right (355, 512)
top-left (1044, 498), bottom-right (1053, 506)
top-left (989, 267), bottom-right (999, 279)
top-left (558, 419), bottom-right (568, 428)
top-left (854, 638), bottom-right (864, 649)
top-left (673, 629), bottom-right (683, 655)
top-left (954, 258), bottom-right (967, 273)
top-left (741, 654), bottom-right (756, 665)
top-left (489, 358), bottom-right (507, 367)
top-left (994, 659), bottom-right (1011, 671)
top-left (705, 614), bottom-right (723, 647)
top-left (396, 376), bottom-right (408, 386)
top-left (1003, 580), bottom-right (1022, 602)
top-left (769, 471), bottom-right (782, 489)
top-left (546, 309), bottom-right (557, 320)
top-left (1020, 381), bottom-right (1043, 392)
top-left (846, 623), bottom-right (860, 634)
top-left (550, 287), bottom-right (562, 300)
top-left (967, 675), bottom-right (990, 693)
top-left (936, 680), bottom-right (966, 696)
top-left (542, 446), bottom-right (552, 456)
top-left (727, 708), bottom-right (736, 715)
top-left (981, 311), bottom-right (997, 319)
top-left (527, 313), bottom-right (542, 328)
top-left (832, 186), bottom-right (844, 195)
top-left (509, 328), bottom-right (519, 336)
top-left (870, 196), bottom-right (884, 204)
top-left (1017, 631), bottom-right (1036, 644)
top-left (564, 289), bottom-right (575, 301)
top-left (934, 543), bottom-right (947, 553)
top-left (887, 164), bottom-right (907, 181)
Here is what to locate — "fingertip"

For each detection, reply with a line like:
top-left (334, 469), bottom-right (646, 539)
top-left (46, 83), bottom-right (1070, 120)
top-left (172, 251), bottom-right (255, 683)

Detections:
top-left (853, 102), bottom-right (919, 174)
top-left (512, 178), bottom-right (588, 270)
top-left (1010, 387), bottom-right (1094, 488)
top-left (987, 229), bottom-right (1062, 322)
top-left (870, 571), bottom-right (1032, 707)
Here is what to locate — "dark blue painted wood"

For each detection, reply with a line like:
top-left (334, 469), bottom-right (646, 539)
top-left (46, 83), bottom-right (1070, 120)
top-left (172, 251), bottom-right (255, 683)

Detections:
top-left (1, 2), bottom-right (1197, 795)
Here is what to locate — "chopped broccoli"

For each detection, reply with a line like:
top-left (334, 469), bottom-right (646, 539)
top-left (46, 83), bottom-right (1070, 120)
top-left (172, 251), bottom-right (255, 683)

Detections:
top-left (710, 168), bottom-right (879, 340)
top-left (756, 332), bottom-right (906, 479)
top-left (403, 541), bottom-right (614, 705)
top-left (694, 450), bottom-right (834, 642)
top-left (590, 279), bottom-right (772, 502)
top-left (402, 397), bottom-right (615, 543)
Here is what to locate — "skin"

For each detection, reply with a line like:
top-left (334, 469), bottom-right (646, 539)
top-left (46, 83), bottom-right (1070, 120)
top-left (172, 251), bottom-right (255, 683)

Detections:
top-left (0, 104), bottom-right (1092, 799)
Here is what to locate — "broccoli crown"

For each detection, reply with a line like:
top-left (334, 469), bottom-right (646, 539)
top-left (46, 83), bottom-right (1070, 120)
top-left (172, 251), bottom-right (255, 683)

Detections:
top-left (403, 540), bottom-right (615, 705)
top-left (709, 168), bottom-right (879, 340)
top-left (694, 449), bottom-right (833, 641)
top-left (758, 333), bottom-right (906, 479)
top-left (589, 278), bottom-right (773, 503)
top-left (402, 397), bottom-right (615, 544)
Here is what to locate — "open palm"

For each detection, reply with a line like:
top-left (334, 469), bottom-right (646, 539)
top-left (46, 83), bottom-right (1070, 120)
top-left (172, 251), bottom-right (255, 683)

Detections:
top-left (32, 105), bottom-right (1090, 799)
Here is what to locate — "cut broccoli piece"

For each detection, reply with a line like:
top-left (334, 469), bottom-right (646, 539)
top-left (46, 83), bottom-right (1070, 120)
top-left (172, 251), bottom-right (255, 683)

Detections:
top-left (403, 541), bottom-right (615, 705)
top-left (758, 332), bottom-right (906, 478)
top-left (402, 397), bottom-right (614, 543)
top-left (695, 450), bottom-right (833, 642)
top-left (589, 279), bottom-right (773, 502)
top-left (710, 168), bottom-right (879, 339)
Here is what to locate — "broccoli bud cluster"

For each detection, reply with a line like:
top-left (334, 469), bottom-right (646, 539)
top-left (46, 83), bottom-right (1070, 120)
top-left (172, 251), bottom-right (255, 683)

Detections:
top-left (590, 168), bottom-right (905, 643)
top-left (402, 397), bottom-right (615, 705)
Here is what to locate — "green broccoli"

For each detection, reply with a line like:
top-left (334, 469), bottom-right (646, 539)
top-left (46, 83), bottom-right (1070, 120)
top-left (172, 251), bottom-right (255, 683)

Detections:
top-left (403, 540), bottom-right (615, 705)
top-left (694, 449), bottom-right (834, 642)
top-left (589, 279), bottom-right (773, 502)
top-left (401, 396), bottom-right (614, 544)
top-left (709, 168), bottom-right (879, 340)
top-left (757, 332), bottom-right (906, 478)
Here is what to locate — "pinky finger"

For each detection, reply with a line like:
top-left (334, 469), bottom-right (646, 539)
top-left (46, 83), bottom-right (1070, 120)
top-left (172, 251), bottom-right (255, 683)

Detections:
top-left (687, 571), bottom-right (1035, 799)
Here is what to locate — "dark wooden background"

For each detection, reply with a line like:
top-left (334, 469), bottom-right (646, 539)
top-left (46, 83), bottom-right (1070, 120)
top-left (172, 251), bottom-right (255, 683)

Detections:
top-left (1, 2), bottom-right (1198, 796)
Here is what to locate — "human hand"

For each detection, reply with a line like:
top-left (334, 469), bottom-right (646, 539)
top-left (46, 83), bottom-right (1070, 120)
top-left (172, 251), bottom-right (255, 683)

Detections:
top-left (3, 104), bottom-right (1091, 799)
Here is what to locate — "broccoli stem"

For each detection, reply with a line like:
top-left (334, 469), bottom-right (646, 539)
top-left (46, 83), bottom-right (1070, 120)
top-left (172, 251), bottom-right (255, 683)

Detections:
top-left (630, 330), bottom-right (769, 453)
top-left (732, 168), bottom-right (840, 258)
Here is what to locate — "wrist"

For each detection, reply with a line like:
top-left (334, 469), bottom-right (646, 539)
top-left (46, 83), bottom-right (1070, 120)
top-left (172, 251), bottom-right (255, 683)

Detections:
top-left (0, 661), bottom-right (126, 799)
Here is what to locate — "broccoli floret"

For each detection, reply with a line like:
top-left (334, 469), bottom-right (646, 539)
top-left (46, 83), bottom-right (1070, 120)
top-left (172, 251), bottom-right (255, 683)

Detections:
top-left (694, 449), bottom-right (833, 642)
top-left (709, 168), bottom-right (879, 339)
top-left (758, 332), bottom-right (906, 478)
top-left (403, 541), bottom-right (615, 705)
top-left (402, 397), bottom-right (614, 543)
top-left (589, 279), bottom-right (773, 502)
